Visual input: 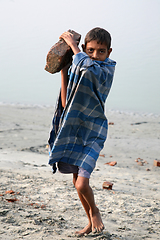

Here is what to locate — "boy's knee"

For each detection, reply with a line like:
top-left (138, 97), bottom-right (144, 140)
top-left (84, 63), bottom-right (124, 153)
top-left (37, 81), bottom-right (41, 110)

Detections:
top-left (75, 177), bottom-right (89, 194)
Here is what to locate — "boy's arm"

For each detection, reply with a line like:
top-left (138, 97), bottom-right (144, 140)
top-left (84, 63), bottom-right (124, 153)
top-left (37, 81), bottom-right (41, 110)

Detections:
top-left (60, 31), bottom-right (81, 55)
top-left (61, 64), bottom-right (69, 108)
top-left (60, 31), bottom-right (81, 108)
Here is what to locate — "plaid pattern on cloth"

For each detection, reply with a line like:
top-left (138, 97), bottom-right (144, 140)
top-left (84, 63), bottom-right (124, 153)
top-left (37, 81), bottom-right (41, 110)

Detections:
top-left (48, 52), bottom-right (116, 174)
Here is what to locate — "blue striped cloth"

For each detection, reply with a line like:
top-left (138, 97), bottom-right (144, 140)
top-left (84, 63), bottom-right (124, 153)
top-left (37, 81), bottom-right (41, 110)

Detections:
top-left (48, 52), bottom-right (116, 174)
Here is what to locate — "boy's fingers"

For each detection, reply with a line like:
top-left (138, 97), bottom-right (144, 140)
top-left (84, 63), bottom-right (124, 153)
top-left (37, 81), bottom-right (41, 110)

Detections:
top-left (59, 32), bottom-right (65, 39)
top-left (60, 32), bottom-right (74, 40)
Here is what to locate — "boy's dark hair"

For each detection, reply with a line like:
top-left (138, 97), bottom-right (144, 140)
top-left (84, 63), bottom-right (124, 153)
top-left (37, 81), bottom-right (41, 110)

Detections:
top-left (84, 27), bottom-right (111, 50)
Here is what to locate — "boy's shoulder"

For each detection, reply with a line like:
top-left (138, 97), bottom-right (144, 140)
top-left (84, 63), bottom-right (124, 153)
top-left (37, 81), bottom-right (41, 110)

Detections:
top-left (69, 52), bottom-right (116, 87)
top-left (72, 52), bottom-right (116, 74)
top-left (73, 52), bottom-right (116, 67)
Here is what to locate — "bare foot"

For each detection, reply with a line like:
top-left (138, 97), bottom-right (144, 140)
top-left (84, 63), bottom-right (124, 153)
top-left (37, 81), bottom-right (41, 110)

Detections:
top-left (75, 224), bottom-right (92, 237)
top-left (90, 207), bottom-right (104, 233)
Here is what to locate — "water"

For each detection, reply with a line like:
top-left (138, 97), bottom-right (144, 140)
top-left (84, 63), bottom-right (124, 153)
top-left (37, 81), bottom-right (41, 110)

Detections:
top-left (0, 0), bottom-right (160, 115)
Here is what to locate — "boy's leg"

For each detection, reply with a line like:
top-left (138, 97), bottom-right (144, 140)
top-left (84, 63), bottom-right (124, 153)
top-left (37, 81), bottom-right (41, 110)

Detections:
top-left (73, 173), bottom-right (92, 236)
top-left (73, 174), bottom-right (104, 235)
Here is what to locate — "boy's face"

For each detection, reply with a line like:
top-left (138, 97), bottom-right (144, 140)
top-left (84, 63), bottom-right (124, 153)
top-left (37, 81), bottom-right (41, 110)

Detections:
top-left (82, 40), bottom-right (112, 61)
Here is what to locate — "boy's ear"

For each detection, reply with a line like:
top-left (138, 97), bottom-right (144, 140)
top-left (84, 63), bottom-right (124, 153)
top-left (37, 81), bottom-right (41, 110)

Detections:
top-left (82, 44), bottom-right (86, 52)
top-left (107, 48), bottom-right (112, 57)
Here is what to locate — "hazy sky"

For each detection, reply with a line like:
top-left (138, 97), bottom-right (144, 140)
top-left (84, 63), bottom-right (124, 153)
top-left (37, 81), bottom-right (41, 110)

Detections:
top-left (0, 0), bottom-right (160, 113)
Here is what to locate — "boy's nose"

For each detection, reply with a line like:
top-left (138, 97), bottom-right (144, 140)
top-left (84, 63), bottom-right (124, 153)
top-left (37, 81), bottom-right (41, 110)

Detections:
top-left (92, 51), bottom-right (99, 60)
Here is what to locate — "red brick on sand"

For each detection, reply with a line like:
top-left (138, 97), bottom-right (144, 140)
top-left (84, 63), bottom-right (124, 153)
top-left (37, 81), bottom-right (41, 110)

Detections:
top-left (105, 161), bottom-right (117, 166)
top-left (154, 159), bottom-right (160, 167)
top-left (5, 190), bottom-right (15, 194)
top-left (108, 122), bottom-right (114, 125)
top-left (102, 181), bottom-right (113, 190)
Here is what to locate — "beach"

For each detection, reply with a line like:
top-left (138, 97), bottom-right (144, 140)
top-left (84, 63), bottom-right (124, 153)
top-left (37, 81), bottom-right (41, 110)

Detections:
top-left (0, 104), bottom-right (160, 240)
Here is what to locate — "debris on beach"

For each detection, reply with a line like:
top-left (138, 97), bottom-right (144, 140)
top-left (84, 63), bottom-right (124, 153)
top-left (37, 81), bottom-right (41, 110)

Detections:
top-left (1, 190), bottom-right (46, 209)
top-left (5, 190), bottom-right (15, 195)
top-left (0, 190), bottom-right (20, 196)
top-left (154, 159), bottom-right (160, 167)
top-left (108, 122), bottom-right (114, 125)
top-left (5, 198), bottom-right (19, 203)
top-left (3, 190), bottom-right (20, 203)
top-left (99, 154), bottom-right (105, 157)
top-left (27, 202), bottom-right (46, 209)
top-left (135, 158), bottom-right (148, 166)
top-left (102, 181), bottom-right (113, 190)
top-left (131, 121), bottom-right (148, 125)
top-left (105, 161), bottom-right (117, 166)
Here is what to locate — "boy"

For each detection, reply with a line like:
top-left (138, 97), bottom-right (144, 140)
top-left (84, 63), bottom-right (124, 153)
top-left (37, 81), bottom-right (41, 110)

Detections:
top-left (48, 27), bottom-right (116, 236)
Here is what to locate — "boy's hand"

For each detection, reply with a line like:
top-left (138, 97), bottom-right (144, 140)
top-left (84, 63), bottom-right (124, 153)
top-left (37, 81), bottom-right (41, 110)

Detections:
top-left (60, 31), bottom-right (80, 55)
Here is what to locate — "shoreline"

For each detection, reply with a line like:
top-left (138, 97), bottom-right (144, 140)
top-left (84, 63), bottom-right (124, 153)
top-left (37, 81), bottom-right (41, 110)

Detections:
top-left (0, 101), bottom-right (160, 118)
top-left (0, 104), bottom-right (160, 239)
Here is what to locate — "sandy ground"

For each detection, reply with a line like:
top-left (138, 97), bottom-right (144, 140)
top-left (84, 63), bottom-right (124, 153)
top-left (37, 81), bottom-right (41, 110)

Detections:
top-left (0, 104), bottom-right (160, 240)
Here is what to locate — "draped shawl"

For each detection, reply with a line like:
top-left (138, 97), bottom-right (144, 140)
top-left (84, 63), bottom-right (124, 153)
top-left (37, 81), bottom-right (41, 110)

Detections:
top-left (48, 52), bottom-right (116, 174)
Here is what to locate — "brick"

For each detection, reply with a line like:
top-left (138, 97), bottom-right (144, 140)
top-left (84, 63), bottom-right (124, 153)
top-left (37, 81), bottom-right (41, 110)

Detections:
top-left (154, 159), bottom-right (160, 167)
top-left (137, 161), bottom-right (144, 166)
top-left (105, 161), bottom-right (117, 166)
top-left (99, 154), bottom-right (105, 157)
top-left (108, 122), bottom-right (114, 125)
top-left (5, 198), bottom-right (19, 202)
top-left (135, 158), bottom-right (148, 166)
top-left (45, 30), bottom-right (81, 74)
top-left (102, 181), bottom-right (113, 190)
top-left (5, 190), bottom-right (15, 194)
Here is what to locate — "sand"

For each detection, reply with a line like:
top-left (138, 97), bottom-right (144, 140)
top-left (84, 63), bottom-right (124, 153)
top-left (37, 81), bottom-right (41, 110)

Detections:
top-left (0, 104), bottom-right (160, 240)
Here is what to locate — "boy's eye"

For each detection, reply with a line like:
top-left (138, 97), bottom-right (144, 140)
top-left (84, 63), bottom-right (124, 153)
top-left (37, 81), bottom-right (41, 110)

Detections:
top-left (99, 50), bottom-right (106, 54)
top-left (88, 48), bottom-right (94, 53)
